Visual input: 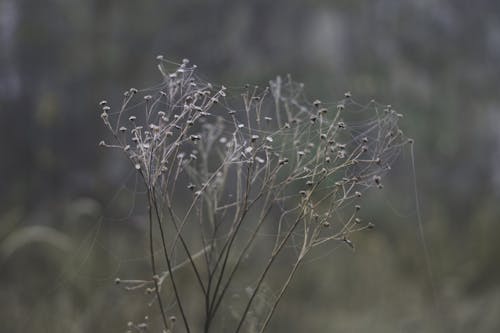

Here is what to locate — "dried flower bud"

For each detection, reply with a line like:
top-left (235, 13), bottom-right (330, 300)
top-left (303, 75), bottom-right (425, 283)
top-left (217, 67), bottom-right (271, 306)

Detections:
top-left (278, 158), bottom-right (289, 165)
top-left (190, 134), bottom-right (201, 142)
top-left (343, 237), bottom-right (354, 249)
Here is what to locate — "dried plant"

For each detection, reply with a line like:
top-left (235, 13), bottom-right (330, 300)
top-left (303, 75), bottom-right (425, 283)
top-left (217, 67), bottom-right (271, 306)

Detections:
top-left (99, 57), bottom-right (410, 333)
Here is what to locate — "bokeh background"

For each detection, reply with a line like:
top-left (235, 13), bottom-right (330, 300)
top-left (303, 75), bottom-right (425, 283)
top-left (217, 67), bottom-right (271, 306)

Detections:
top-left (1, 0), bottom-right (500, 332)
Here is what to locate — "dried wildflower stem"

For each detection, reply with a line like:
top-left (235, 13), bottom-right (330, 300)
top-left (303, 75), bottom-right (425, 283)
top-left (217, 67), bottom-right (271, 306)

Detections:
top-left (149, 189), bottom-right (192, 333)
top-left (100, 57), bottom-right (407, 333)
top-left (146, 189), bottom-right (170, 331)
top-left (259, 254), bottom-right (304, 333)
top-left (235, 206), bottom-right (307, 333)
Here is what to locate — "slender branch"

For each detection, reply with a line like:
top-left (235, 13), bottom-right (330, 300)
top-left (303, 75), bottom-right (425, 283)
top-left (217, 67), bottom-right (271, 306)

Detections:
top-left (259, 256), bottom-right (303, 333)
top-left (146, 192), bottom-right (170, 332)
top-left (148, 188), bottom-right (191, 333)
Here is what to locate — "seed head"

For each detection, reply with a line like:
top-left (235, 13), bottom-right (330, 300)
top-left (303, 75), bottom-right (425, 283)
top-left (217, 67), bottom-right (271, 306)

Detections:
top-left (278, 158), bottom-right (289, 165)
top-left (190, 134), bottom-right (201, 142)
top-left (343, 237), bottom-right (354, 249)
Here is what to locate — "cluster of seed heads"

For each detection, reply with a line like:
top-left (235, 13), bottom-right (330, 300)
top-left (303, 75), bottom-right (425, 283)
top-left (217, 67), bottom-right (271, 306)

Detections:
top-left (99, 57), bottom-right (410, 333)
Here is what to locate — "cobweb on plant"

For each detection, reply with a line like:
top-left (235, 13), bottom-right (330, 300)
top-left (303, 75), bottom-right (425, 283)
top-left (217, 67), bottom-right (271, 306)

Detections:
top-left (96, 56), bottom-right (411, 333)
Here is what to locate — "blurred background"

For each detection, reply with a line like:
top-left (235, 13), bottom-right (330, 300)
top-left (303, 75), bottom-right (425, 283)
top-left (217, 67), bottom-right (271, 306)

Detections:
top-left (1, 0), bottom-right (500, 332)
